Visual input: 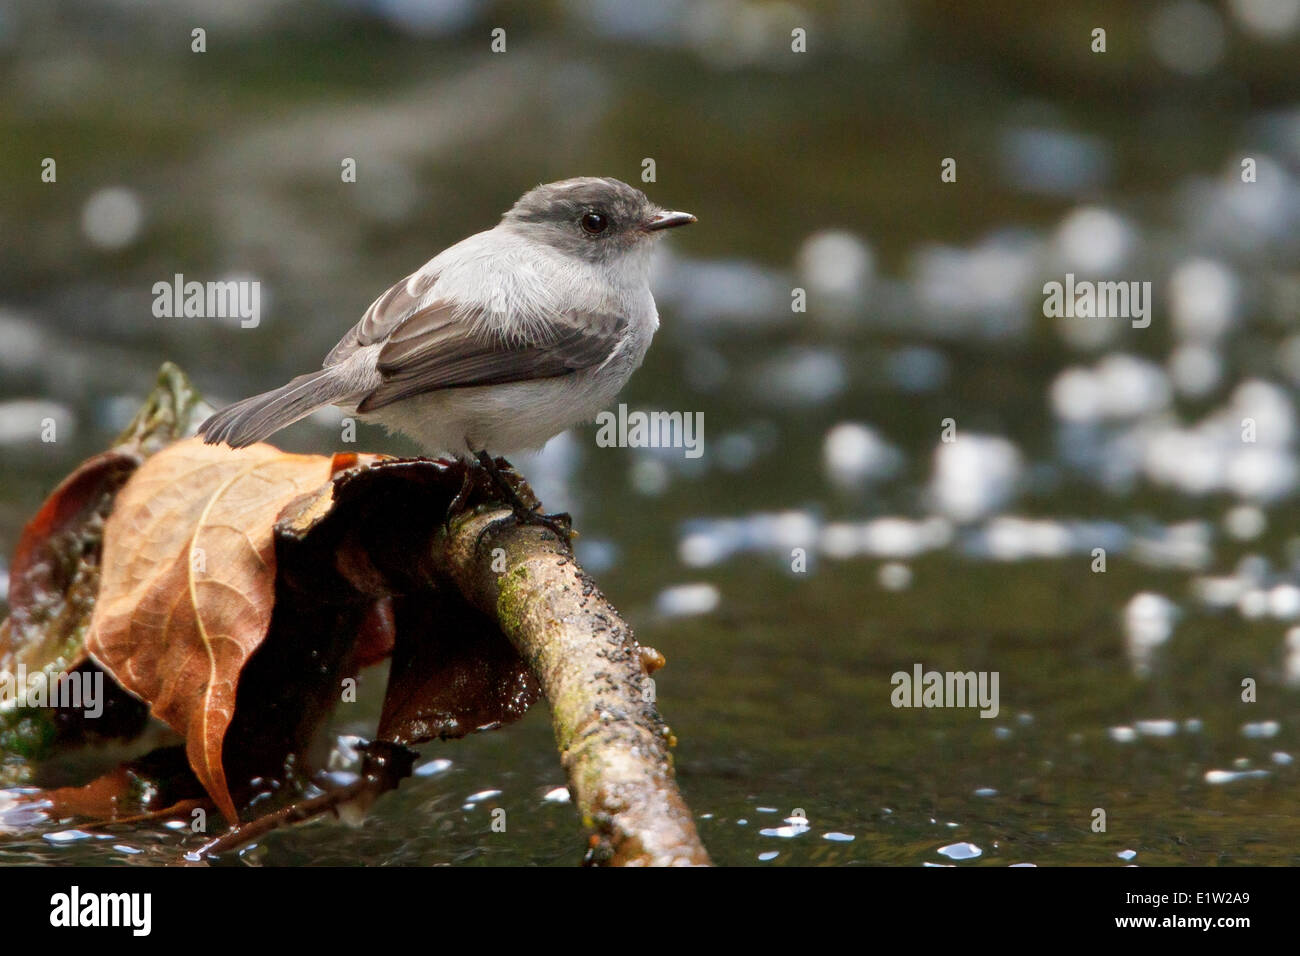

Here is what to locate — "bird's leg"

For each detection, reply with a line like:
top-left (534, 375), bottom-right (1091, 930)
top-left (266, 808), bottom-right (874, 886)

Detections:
top-left (443, 457), bottom-right (481, 533)
top-left (473, 449), bottom-right (574, 546)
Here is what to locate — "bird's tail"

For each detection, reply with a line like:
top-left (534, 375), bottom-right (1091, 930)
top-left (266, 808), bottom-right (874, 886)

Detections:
top-left (198, 368), bottom-right (355, 448)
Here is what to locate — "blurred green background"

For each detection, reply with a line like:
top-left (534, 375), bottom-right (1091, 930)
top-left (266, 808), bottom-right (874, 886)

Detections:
top-left (3, 0), bottom-right (1300, 865)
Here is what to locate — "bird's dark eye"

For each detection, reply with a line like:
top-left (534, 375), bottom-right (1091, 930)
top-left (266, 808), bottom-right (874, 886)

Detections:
top-left (580, 212), bottom-right (608, 235)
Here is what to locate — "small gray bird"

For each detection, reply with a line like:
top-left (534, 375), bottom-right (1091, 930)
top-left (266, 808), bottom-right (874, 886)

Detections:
top-left (199, 177), bottom-right (694, 504)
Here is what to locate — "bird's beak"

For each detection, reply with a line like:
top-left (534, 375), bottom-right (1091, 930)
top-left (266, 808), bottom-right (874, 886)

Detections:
top-left (643, 210), bottom-right (697, 231)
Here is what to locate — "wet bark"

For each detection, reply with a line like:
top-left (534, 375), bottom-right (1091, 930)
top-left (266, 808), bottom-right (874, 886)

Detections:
top-left (433, 509), bottom-right (711, 867)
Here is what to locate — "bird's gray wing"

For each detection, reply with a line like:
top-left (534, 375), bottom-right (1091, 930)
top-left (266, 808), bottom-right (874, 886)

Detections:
top-left (323, 267), bottom-right (441, 366)
top-left (334, 271), bottom-right (627, 414)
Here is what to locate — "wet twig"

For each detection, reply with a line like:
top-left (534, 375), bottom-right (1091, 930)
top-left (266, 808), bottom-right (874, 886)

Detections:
top-left (188, 742), bottom-right (416, 862)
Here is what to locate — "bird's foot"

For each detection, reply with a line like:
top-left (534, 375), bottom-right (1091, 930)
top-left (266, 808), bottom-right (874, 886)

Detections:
top-left (473, 449), bottom-right (575, 548)
top-left (511, 505), bottom-right (574, 546)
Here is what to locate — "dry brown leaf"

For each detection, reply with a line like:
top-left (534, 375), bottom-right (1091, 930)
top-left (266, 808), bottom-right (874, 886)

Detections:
top-left (86, 438), bottom-right (338, 820)
top-left (0, 450), bottom-right (140, 680)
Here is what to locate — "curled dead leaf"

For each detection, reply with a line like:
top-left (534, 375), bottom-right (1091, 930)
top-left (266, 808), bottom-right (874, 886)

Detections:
top-left (10, 369), bottom-right (544, 832)
top-left (85, 438), bottom-right (341, 820)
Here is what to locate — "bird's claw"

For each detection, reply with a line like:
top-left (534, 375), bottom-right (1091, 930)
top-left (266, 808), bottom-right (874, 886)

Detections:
top-left (464, 449), bottom-right (575, 549)
top-left (512, 505), bottom-right (574, 546)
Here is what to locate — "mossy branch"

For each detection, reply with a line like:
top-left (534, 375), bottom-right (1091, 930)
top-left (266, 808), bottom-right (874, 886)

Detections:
top-left (433, 509), bottom-right (711, 867)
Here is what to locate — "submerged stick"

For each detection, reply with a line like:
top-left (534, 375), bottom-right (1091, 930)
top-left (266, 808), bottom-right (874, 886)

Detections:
top-left (434, 509), bottom-right (711, 867)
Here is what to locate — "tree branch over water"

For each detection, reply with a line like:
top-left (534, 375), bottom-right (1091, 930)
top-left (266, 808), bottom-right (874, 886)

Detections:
top-left (433, 509), bottom-right (710, 866)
